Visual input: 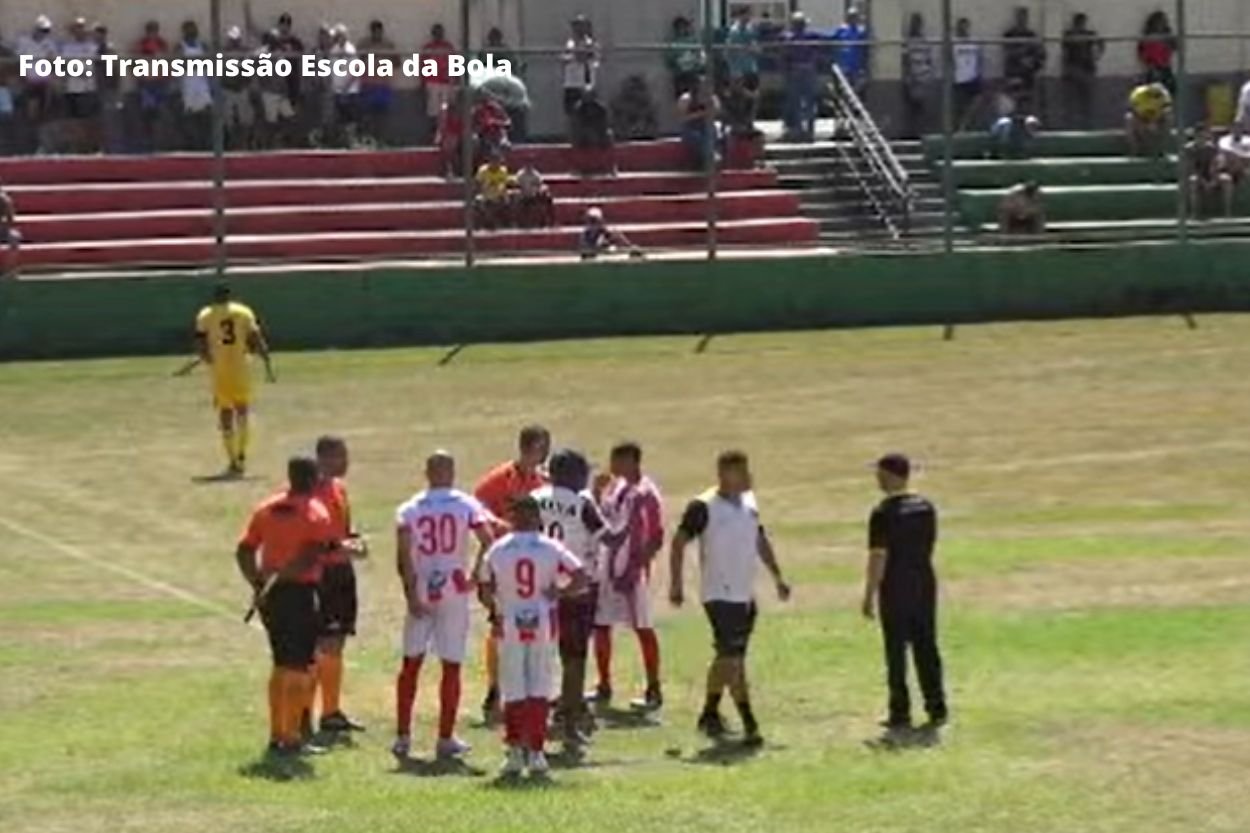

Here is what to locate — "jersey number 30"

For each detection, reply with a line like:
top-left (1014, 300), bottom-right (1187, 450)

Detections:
top-left (415, 514), bottom-right (459, 556)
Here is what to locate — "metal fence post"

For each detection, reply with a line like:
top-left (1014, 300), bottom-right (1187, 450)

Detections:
top-left (940, 0), bottom-right (954, 256)
top-left (461, 0), bottom-right (476, 268)
top-left (210, 0), bottom-right (226, 278)
top-left (1175, 0), bottom-right (1189, 245)
top-left (703, 0), bottom-right (719, 261)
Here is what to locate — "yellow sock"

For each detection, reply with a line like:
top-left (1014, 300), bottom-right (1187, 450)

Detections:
top-left (319, 652), bottom-right (344, 715)
top-left (221, 430), bottom-right (237, 466)
top-left (268, 668), bottom-right (284, 744)
top-left (485, 634), bottom-right (499, 690)
top-left (237, 422), bottom-right (251, 464)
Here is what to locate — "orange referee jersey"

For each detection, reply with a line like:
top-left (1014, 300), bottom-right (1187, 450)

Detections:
top-left (313, 477), bottom-right (353, 565)
top-left (474, 460), bottom-right (548, 533)
top-left (239, 491), bottom-right (335, 584)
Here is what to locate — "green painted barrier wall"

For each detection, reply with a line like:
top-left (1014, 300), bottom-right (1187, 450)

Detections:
top-left (1, 243), bottom-right (1248, 361)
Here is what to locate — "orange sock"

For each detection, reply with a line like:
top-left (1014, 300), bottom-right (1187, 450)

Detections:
top-left (319, 652), bottom-right (343, 715)
top-left (268, 668), bottom-right (284, 743)
top-left (282, 669), bottom-right (312, 745)
top-left (484, 634), bottom-right (499, 690)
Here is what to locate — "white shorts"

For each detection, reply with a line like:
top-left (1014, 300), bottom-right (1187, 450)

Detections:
top-left (499, 639), bottom-right (555, 703)
top-left (595, 578), bottom-right (654, 629)
top-left (224, 88), bottom-right (255, 128)
top-left (402, 597), bottom-right (471, 663)
top-left (425, 83), bottom-right (453, 119)
top-left (262, 91), bottom-right (296, 123)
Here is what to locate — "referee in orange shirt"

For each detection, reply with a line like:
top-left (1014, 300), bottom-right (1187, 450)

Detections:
top-left (236, 455), bottom-right (338, 756)
top-left (473, 424), bottom-right (551, 721)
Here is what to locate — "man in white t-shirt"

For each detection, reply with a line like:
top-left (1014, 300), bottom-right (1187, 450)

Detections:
top-left (669, 450), bottom-right (790, 747)
top-left (16, 16), bottom-right (57, 125)
top-left (479, 495), bottom-right (588, 777)
top-left (59, 18), bottom-right (99, 120)
top-left (328, 24), bottom-right (360, 145)
top-left (393, 451), bottom-right (493, 761)
top-left (562, 15), bottom-right (600, 116)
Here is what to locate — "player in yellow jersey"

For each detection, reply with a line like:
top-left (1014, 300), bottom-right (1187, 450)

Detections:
top-left (186, 283), bottom-right (276, 477)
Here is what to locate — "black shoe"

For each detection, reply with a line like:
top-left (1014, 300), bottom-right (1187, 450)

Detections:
top-left (741, 724), bottom-right (764, 748)
top-left (879, 717), bottom-right (913, 731)
top-left (585, 684), bottom-right (612, 705)
top-left (296, 741), bottom-right (329, 756)
top-left (630, 685), bottom-right (663, 712)
top-left (697, 711), bottom-right (728, 739)
top-left (320, 711), bottom-right (366, 733)
top-left (921, 713), bottom-right (948, 730)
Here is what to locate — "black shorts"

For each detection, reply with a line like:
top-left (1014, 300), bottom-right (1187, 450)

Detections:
top-left (558, 590), bottom-right (598, 662)
top-left (261, 582), bottom-right (319, 669)
top-left (563, 87), bottom-right (584, 115)
top-left (704, 600), bottom-right (757, 658)
top-left (318, 562), bottom-right (358, 638)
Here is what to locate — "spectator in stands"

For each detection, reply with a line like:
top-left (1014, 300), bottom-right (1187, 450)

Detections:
top-left (782, 12), bottom-right (821, 143)
top-left (997, 181), bottom-right (1046, 235)
top-left (1125, 81), bottom-right (1172, 158)
top-left (990, 83), bottom-right (1041, 160)
top-left (436, 87), bottom-right (466, 178)
top-left (515, 163), bottom-right (555, 228)
top-left (1061, 13), bottom-right (1104, 130)
top-left (952, 17), bottom-right (984, 130)
top-left (580, 207), bottom-right (641, 260)
top-left (570, 89), bottom-right (615, 174)
top-left (0, 182), bottom-right (20, 279)
top-left (902, 13), bottom-right (935, 139)
top-left (422, 24), bottom-right (455, 144)
top-left (723, 75), bottom-right (764, 168)
top-left (611, 75), bottom-right (659, 140)
top-left (16, 16), bottom-right (57, 143)
top-left (1186, 124), bottom-right (1235, 219)
top-left (472, 87), bottom-right (512, 161)
top-left (306, 23), bottom-right (335, 146)
top-left (134, 21), bottom-right (169, 152)
top-left (357, 20), bottom-right (396, 147)
top-left (0, 32), bottom-right (17, 155)
top-left (176, 20), bottom-right (213, 151)
top-left (678, 77), bottom-right (721, 171)
top-left (93, 23), bottom-right (123, 154)
top-left (478, 27), bottom-right (524, 141)
top-left (1235, 75), bottom-right (1250, 137)
top-left (475, 149), bottom-right (512, 230)
top-left (273, 12), bottom-right (305, 114)
top-left (329, 25), bottom-right (360, 148)
top-left (666, 16), bottom-right (706, 101)
top-left (1002, 7), bottom-right (1045, 111)
top-left (257, 31), bottom-right (296, 149)
top-left (563, 16), bottom-right (601, 124)
top-left (1138, 12), bottom-right (1177, 94)
top-left (831, 6), bottom-right (871, 99)
top-left (221, 27), bottom-right (255, 150)
top-left (60, 18), bottom-right (100, 152)
top-left (725, 5), bottom-right (760, 92)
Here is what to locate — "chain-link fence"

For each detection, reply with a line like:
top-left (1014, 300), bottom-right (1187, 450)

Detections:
top-left (0, 1), bottom-right (1247, 276)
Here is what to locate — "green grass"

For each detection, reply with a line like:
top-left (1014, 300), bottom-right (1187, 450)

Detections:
top-left (1, 316), bottom-right (1249, 832)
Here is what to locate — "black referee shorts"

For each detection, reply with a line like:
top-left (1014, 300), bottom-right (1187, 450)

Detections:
top-left (318, 562), bottom-right (358, 638)
top-left (704, 600), bottom-right (757, 659)
top-left (558, 590), bottom-right (598, 662)
top-left (261, 582), bottom-right (319, 670)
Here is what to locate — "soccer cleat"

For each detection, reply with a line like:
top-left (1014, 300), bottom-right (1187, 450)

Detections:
top-left (500, 745), bottom-right (526, 776)
top-left (436, 736), bottom-right (472, 759)
top-left (697, 711), bottom-right (728, 739)
top-left (391, 735), bottom-right (411, 761)
top-left (528, 751), bottom-right (550, 776)
top-left (630, 685), bottom-right (663, 712)
top-left (320, 711), bottom-right (366, 733)
top-left (296, 741), bottom-right (329, 756)
top-left (585, 684), bottom-right (612, 705)
top-left (741, 723), bottom-right (764, 748)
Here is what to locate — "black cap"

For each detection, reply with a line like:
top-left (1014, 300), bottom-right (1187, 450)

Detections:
top-left (212, 281), bottom-right (231, 302)
top-left (876, 453), bottom-right (911, 479)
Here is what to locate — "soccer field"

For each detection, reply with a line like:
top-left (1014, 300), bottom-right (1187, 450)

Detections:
top-left (2, 316), bottom-right (1248, 833)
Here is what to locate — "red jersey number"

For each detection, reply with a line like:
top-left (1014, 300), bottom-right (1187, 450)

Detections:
top-left (415, 514), bottom-right (458, 556)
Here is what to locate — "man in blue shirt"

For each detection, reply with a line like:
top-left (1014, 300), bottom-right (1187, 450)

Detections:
top-left (725, 5), bottom-right (760, 91)
top-left (782, 12), bottom-right (822, 142)
top-left (831, 6), bottom-right (871, 97)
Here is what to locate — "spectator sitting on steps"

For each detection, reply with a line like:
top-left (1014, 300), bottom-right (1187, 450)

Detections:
top-left (472, 87), bottom-right (512, 161)
top-left (570, 88), bottom-right (616, 176)
top-left (1, 181), bottom-right (21, 280)
top-left (1186, 123), bottom-right (1235, 219)
top-left (580, 207), bottom-right (643, 260)
top-left (515, 164), bottom-right (556, 228)
top-left (611, 75), bottom-right (659, 141)
top-left (678, 78), bottom-right (721, 171)
top-left (475, 149), bottom-right (513, 230)
top-left (1126, 81), bottom-right (1172, 158)
top-left (990, 81), bottom-right (1040, 160)
top-left (723, 75), bottom-right (764, 168)
top-left (997, 181), bottom-right (1046, 236)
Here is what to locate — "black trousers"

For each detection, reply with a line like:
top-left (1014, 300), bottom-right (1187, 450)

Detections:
top-left (880, 590), bottom-right (946, 725)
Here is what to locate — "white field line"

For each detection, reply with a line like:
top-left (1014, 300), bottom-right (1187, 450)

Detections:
top-left (0, 514), bottom-right (254, 627)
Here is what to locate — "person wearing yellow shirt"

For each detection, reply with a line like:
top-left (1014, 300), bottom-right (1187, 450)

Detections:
top-left (474, 151), bottom-right (513, 229)
top-left (1126, 82), bottom-right (1172, 158)
top-left (183, 283), bottom-right (276, 477)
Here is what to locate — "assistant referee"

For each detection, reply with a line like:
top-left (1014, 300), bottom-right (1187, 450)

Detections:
top-left (861, 453), bottom-right (948, 732)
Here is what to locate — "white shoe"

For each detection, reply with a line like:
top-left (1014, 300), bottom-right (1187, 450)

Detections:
top-left (528, 750), bottom-right (550, 776)
top-left (500, 745), bottom-right (526, 776)
top-left (436, 736), bottom-right (472, 759)
top-left (391, 735), bottom-right (411, 761)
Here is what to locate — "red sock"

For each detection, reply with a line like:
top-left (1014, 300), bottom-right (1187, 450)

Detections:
top-left (395, 655), bottom-right (423, 737)
top-left (526, 697), bottom-right (550, 752)
top-left (503, 700), bottom-right (525, 746)
top-left (438, 661), bottom-right (462, 740)
top-left (637, 628), bottom-right (661, 686)
top-left (593, 626), bottom-right (613, 689)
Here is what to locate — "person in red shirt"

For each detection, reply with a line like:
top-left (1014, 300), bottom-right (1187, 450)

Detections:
top-left (311, 436), bottom-right (369, 735)
top-left (235, 455), bottom-right (338, 756)
top-left (1138, 11), bottom-right (1177, 94)
top-left (473, 424), bottom-right (551, 721)
top-left (134, 20), bottom-right (169, 151)
top-left (422, 23), bottom-right (456, 141)
top-left (472, 90), bottom-right (512, 159)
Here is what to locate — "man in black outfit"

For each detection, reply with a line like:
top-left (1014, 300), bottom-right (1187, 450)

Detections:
top-left (861, 453), bottom-right (947, 733)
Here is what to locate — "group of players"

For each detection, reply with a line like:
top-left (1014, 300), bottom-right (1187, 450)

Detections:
top-left (196, 284), bottom-right (946, 779)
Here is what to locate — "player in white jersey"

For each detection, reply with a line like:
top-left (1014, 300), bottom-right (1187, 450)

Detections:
top-left (479, 495), bottom-right (588, 777)
top-left (591, 441), bottom-right (666, 711)
top-left (532, 449), bottom-right (617, 749)
top-left (392, 451), bottom-right (493, 761)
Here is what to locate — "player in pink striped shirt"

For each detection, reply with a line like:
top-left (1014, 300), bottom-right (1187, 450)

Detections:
top-left (590, 441), bottom-right (666, 711)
